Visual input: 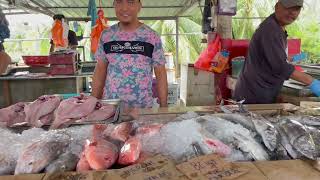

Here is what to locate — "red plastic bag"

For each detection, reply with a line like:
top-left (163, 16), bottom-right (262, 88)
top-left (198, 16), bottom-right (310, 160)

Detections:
top-left (194, 34), bottom-right (221, 72)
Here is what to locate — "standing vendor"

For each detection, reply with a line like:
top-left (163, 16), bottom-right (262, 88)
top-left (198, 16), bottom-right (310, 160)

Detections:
top-left (0, 9), bottom-right (11, 74)
top-left (91, 0), bottom-right (168, 108)
top-left (234, 0), bottom-right (320, 104)
top-left (49, 14), bottom-right (78, 53)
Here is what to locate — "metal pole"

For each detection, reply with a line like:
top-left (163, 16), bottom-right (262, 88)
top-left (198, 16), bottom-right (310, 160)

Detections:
top-left (175, 17), bottom-right (180, 78)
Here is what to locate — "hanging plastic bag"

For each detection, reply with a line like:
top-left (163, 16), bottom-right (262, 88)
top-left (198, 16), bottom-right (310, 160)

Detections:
top-left (91, 10), bottom-right (108, 54)
top-left (194, 34), bottom-right (221, 72)
top-left (210, 50), bottom-right (230, 73)
top-left (50, 19), bottom-right (69, 50)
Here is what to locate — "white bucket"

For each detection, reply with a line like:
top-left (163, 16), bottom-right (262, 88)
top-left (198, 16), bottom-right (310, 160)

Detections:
top-left (165, 53), bottom-right (174, 69)
top-left (166, 68), bottom-right (176, 83)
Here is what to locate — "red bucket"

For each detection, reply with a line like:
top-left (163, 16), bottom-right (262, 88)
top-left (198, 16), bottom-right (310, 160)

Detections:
top-left (22, 56), bottom-right (49, 67)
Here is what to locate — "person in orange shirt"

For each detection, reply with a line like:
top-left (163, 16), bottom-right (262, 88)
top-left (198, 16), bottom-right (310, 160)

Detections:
top-left (49, 14), bottom-right (79, 53)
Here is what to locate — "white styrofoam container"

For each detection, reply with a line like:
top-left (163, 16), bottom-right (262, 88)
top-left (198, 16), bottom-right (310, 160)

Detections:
top-left (165, 53), bottom-right (175, 69)
top-left (166, 68), bottom-right (176, 84)
top-left (168, 83), bottom-right (179, 105)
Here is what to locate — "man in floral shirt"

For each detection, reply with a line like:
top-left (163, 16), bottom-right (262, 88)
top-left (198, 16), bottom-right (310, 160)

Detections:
top-left (91, 0), bottom-right (168, 108)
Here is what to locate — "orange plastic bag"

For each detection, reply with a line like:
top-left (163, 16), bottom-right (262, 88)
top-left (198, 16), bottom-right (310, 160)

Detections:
top-left (91, 10), bottom-right (108, 54)
top-left (194, 34), bottom-right (221, 72)
top-left (51, 20), bottom-right (67, 48)
top-left (210, 50), bottom-right (230, 73)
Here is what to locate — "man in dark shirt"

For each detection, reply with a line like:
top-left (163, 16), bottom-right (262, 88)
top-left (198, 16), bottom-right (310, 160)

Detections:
top-left (234, 0), bottom-right (320, 104)
top-left (49, 14), bottom-right (78, 53)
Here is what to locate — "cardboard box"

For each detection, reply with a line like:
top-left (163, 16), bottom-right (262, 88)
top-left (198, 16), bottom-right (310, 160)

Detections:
top-left (254, 160), bottom-right (320, 180)
top-left (176, 154), bottom-right (250, 180)
top-left (1, 156), bottom-right (319, 180)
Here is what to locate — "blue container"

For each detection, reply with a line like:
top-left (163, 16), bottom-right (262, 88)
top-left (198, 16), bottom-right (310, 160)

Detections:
top-left (232, 57), bottom-right (245, 77)
top-left (59, 93), bottom-right (80, 99)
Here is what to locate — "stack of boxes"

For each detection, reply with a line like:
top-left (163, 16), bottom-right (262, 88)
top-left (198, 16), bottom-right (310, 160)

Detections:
top-left (48, 52), bottom-right (78, 75)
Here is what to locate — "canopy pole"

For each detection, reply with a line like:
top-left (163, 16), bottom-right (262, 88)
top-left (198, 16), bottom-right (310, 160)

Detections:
top-left (175, 17), bottom-right (180, 78)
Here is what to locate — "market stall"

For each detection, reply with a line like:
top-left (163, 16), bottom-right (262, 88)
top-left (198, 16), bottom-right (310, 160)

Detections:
top-left (0, 98), bottom-right (320, 179)
top-left (1, 0), bottom-right (320, 179)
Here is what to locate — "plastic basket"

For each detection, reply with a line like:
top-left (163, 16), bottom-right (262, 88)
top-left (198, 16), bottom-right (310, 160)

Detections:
top-left (22, 56), bottom-right (49, 67)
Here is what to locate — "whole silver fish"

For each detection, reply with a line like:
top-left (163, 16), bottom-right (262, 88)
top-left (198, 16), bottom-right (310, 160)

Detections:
top-left (213, 113), bottom-right (255, 130)
top-left (199, 115), bottom-right (269, 161)
top-left (213, 113), bottom-right (279, 152)
top-left (249, 113), bottom-right (279, 152)
top-left (279, 118), bottom-right (318, 160)
top-left (45, 151), bottom-right (79, 173)
top-left (305, 126), bottom-right (320, 156)
top-left (275, 125), bottom-right (300, 159)
top-left (15, 132), bottom-right (70, 174)
top-left (284, 116), bottom-right (320, 127)
top-left (273, 144), bottom-right (291, 160)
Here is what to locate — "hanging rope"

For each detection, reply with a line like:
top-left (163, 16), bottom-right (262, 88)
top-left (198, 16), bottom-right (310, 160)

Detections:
top-left (99, 0), bottom-right (103, 11)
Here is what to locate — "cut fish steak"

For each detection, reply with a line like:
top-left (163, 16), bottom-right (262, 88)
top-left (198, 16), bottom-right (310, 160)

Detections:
top-left (82, 125), bottom-right (120, 170)
top-left (77, 102), bottom-right (116, 122)
top-left (76, 151), bottom-right (91, 172)
top-left (110, 122), bottom-right (135, 142)
top-left (50, 95), bottom-right (98, 129)
top-left (118, 136), bottom-right (142, 165)
top-left (0, 102), bottom-right (28, 127)
top-left (24, 95), bottom-right (61, 127)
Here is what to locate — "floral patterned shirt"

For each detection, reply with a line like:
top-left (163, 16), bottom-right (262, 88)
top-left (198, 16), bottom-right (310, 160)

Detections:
top-left (95, 24), bottom-right (166, 108)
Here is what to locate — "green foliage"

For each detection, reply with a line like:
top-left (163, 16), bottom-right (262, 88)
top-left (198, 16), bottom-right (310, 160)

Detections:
top-left (145, 14), bottom-right (205, 64)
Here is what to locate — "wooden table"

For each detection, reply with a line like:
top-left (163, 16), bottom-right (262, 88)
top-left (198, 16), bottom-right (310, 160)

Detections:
top-left (0, 74), bottom-right (92, 108)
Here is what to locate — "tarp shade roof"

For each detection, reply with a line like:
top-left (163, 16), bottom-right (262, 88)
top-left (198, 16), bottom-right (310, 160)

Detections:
top-left (2, 0), bottom-right (204, 20)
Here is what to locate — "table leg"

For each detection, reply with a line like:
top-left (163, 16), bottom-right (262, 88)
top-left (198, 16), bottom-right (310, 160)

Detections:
top-left (3, 80), bottom-right (12, 106)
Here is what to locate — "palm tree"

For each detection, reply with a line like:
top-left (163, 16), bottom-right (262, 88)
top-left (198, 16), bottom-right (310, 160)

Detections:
top-left (145, 12), bottom-right (205, 65)
top-left (232, 0), bottom-right (276, 39)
